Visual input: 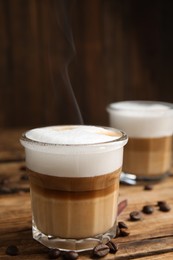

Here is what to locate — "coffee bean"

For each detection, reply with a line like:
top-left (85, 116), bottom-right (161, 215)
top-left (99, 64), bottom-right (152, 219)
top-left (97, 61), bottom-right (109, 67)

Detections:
top-left (157, 201), bottom-right (166, 207)
top-left (48, 249), bottom-right (61, 259)
top-left (129, 211), bottom-right (142, 221)
top-left (93, 244), bottom-right (110, 258)
top-left (119, 228), bottom-right (130, 237)
top-left (116, 226), bottom-right (121, 237)
top-left (142, 205), bottom-right (154, 214)
top-left (20, 173), bottom-right (29, 181)
top-left (118, 221), bottom-right (128, 229)
top-left (144, 185), bottom-right (153, 190)
top-left (106, 241), bottom-right (118, 254)
top-left (63, 251), bottom-right (79, 260)
top-left (19, 165), bottom-right (26, 171)
top-left (5, 245), bottom-right (19, 256)
top-left (159, 202), bottom-right (171, 212)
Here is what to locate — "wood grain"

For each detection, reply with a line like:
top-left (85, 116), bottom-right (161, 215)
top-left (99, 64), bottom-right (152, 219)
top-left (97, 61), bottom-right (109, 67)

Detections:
top-left (0, 0), bottom-right (173, 127)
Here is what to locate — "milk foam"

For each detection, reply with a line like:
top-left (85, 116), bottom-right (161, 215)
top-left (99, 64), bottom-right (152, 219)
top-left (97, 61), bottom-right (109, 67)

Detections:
top-left (25, 125), bottom-right (121, 144)
top-left (107, 101), bottom-right (173, 138)
top-left (21, 125), bottom-right (127, 177)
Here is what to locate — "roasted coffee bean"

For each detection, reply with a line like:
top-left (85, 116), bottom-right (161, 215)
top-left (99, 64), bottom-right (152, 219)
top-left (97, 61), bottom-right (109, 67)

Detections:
top-left (106, 241), bottom-right (118, 254)
top-left (93, 244), bottom-right (110, 258)
top-left (129, 211), bottom-right (142, 221)
top-left (142, 205), bottom-right (154, 214)
top-left (20, 173), bottom-right (29, 181)
top-left (63, 251), bottom-right (79, 260)
top-left (19, 165), bottom-right (26, 171)
top-left (48, 249), bottom-right (61, 259)
top-left (116, 226), bottom-right (121, 237)
top-left (157, 201), bottom-right (166, 207)
top-left (144, 185), bottom-right (153, 191)
top-left (159, 202), bottom-right (171, 212)
top-left (118, 221), bottom-right (128, 229)
top-left (5, 245), bottom-right (19, 256)
top-left (119, 228), bottom-right (130, 237)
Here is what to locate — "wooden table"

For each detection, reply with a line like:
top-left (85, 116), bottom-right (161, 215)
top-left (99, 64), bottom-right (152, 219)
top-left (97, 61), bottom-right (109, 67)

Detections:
top-left (0, 128), bottom-right (173, 259)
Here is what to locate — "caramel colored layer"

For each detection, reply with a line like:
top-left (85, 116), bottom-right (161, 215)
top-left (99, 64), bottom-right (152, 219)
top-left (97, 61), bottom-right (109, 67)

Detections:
top-left (28, 168), bottom-right (121, 192)
top-left (123, 136), bottom-right (172, 176)
top-left (30, 181), bottom-right (117, 200)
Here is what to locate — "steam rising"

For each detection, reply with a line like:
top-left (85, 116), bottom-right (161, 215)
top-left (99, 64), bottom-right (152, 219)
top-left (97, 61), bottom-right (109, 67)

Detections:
top-left (48, 0), bottom-right (83, 124)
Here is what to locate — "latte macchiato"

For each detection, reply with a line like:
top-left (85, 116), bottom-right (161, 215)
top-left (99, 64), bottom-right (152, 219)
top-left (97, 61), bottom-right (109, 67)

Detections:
top-left (107, 101), bottom-right (173, 180)
top-left (20, 125), bottom-right (127, 251)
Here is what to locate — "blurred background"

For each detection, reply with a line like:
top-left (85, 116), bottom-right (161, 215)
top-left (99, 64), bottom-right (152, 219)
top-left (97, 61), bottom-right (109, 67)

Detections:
top-left (0, 0), bottom-right (173, 128)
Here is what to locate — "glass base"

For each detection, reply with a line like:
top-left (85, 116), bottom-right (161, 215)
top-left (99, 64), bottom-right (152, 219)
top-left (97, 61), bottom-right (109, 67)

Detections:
top-left (120, 171), bottom-right (169, 185)
top-left (32, 221), bottom-right (116, 252)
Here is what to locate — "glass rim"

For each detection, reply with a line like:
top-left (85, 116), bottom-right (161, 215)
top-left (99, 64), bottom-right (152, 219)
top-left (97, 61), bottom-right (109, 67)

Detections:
top-left (107, 100), bottom-right (173, 112)
top-left (20, 125), bottom-right (128, 148)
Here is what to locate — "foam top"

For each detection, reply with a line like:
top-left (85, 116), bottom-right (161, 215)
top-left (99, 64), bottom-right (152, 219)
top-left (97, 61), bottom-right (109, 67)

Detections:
top-left (25, 125), bottom-right (121, 145)
top-left (109, 101), bottom-right (171, 116)
top-left (107, 101), bottom-right (173, 137)
top-left (21, 125), bottom-right (128, 177)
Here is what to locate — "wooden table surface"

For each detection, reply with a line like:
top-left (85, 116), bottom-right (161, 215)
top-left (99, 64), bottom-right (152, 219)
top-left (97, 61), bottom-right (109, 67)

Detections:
top-left (0, 128), bottom-right (173, 259)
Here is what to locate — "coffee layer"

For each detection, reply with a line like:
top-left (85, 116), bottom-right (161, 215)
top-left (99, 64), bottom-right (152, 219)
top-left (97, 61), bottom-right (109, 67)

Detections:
top-left (32, 188), bottom-right (119, 238)
top-left (29, 169), bottom-right (121, 238)
top-left (123, 136), bottom-right (172, 176)
top-left (28, 168), bottom-right (120, 192)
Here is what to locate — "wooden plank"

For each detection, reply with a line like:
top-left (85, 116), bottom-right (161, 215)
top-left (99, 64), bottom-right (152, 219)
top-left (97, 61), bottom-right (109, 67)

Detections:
top-left (1, 230), bottom-right (173, 259)
top-left (138, 252), bottom-right (173, 260)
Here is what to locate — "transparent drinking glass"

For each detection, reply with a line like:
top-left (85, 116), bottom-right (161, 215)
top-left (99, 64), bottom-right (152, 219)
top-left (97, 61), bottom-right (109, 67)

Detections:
top-left (20, 125), bottom-right (128, 252)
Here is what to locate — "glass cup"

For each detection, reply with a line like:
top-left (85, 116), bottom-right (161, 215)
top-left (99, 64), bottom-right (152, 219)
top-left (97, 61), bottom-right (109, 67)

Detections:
top-left (107, 101), bottom-right (173, 183)
top-left (20, 125), bottom-right (128, 252)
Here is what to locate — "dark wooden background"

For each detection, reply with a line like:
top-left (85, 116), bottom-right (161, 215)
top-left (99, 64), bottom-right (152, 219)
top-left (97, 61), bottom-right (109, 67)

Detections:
top-left (0, 0), bottom-right (173, 128)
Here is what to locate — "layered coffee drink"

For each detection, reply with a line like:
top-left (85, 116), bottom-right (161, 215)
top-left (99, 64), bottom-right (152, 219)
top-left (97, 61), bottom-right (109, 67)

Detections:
top-left (107, 101), bottom-right (173, 180)
top-left (20, 125), bottom-right (127, 251)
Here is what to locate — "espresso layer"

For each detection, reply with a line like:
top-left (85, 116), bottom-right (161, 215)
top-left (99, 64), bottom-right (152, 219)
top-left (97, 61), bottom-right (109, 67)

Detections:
top-left (123, 136), bottom-right (172, 176)
top-left (28, 168), bottom-right (120, 192)
top-left (30, 181), bottom-right (117, 200)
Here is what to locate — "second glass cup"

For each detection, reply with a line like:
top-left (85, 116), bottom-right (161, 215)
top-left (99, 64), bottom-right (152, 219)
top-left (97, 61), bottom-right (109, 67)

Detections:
top-left (107, 101), bottom-right (173, 183)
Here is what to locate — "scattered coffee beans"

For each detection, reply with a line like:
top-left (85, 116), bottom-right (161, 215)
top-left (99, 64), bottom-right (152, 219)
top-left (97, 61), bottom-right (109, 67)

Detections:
top-left (144, 185), bottom-right (153, 191)
top-left (158, 201), bottom-right (171, 212)
top-left (129, 211), bottom-right (142, 221)
top-left (93, 244), bottom-right (110, 258)
top-left (19, 165), bottom-right (26, 171)
top-left (118, 221), bottom-right (128, 229)
top-left (157, 201), bottom-right (166, 207)
top-left (142, 205), bottom-right (154, 214)
top-left (48, 249), bottom-right (61, 259)
top-left (106, 241), bottom-right (118, 254)
top-left (20, 173), bottom-right (29, 181)
top-left (116, 226), bottom-right (121, 237)
top-left (63, 251), bottom-right (79, 260)
top-left (5, 245), bottom-right (19, 256)
top-left (119, 228), bottom-right (130, 237)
